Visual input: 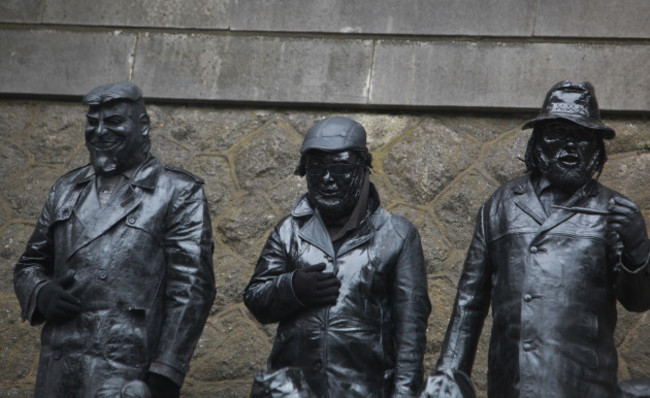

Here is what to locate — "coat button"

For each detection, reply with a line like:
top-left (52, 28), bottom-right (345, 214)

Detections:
top-left (529, 246), bottom-right (538, 253)
top-left (524, 294), bottom-right (532, 302)
top-left (53, 351), bottom-right (62, 360)
top-left (127, 217), bottom-right (136, 225)
top-left (312, 360), bottom-right (322, 372)
top-left (523, 342), bottom-right (534, 351)
top-left (98, 269), bottom-right (108, 280)
top-left (62, 209), bottom-right (70, 218)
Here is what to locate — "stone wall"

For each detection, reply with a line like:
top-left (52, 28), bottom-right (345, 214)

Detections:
top-left (1, 100), bottom-right (649, 397)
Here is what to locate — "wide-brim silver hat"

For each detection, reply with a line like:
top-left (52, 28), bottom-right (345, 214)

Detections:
top-left (522, 80), bottom-right (615, 139)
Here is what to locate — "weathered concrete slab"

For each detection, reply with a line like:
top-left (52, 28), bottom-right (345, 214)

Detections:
top-left (0, 0), bottom-right (44, 23)
top-left (370, 40), bottom-right (650, 111)
top-left (2, 28), bottom-right (648, 111)
top-left (41, 0), bottom-right (232, 29)
top-left (536, 0), bottom-right (650, 39)
top-left (230, 0), bottom-right (536, 36)
top-left (0, 29), bottom-right (135, 96)
top-left (133, 33), bottom-right (374, 104)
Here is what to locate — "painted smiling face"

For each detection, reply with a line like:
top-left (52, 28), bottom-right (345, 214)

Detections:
top-left (85, 101), bottom-right (150, 176)
top-left (535, 120), bottom-right (601, 192)
top-left (305, 150), bottom-right (365, 220)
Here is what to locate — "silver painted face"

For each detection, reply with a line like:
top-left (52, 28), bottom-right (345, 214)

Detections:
top-left (85, 101), bottom-right (148, 176)
top-left (305, 150), bottom-right (365, 220)
top-left (536, 121), bottom-right (600, 191)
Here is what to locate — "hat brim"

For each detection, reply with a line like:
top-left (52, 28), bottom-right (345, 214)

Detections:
top-left (522, 114), bottom-right (615, 139)
top-left (300, 140), bottom-right (366, 155)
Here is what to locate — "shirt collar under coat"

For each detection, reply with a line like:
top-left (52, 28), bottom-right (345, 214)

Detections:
top-left (71, 155), bottom-right (161, 190)
top-left (291, 182), bottom-right (385, 259)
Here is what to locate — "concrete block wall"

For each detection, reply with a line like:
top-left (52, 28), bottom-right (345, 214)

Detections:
top-left (1, 1), bottom-right (649, 110)
top-left (0, 1), bottom-right (649, 397)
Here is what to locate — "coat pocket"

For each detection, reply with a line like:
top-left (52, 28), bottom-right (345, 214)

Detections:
top-left (99, 308), bottom-right (149, 369)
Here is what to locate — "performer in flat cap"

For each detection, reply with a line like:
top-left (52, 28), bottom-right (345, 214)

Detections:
top-left (421, 81), bottom-right (650, 398)
top-left (245, 116), bottom-right (431, 397)
top-left (14, 82), bottom-right (216, 398)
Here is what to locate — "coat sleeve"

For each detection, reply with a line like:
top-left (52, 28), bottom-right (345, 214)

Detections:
top-left (436, 204), bottom-right (493, 376)
top-left (148, 182), bottom-right (216, 386)
top-left (13, 183), bottom-right (58, 325)
top-left (243, 222), bottom-right (306, 324)
top-left (391, 226), bottom-right (431, 398)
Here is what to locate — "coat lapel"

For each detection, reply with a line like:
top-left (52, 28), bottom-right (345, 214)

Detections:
top-left (292, 188), bottom-right (381, 259)
top-left (299, 211), bottom-right (336, 260)
top-left (67, 157), bottom-right (160, 259)
top-left (513, 177), bottom-right (547, 226)
top-left (535, 180), bottom-right (599, 236)
top-left (69, 183), bottom-right (143, 258)
top-left (512, 176), bottom-right (600, 233)
top-left (57, 169), bottom-right (95, 258)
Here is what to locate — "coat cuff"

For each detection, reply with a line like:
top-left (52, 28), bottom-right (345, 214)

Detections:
top-left (289, 270), bottom-right (307, 307)
top-left (621, 238), bottom-right (650, 274)
top-left (25, 280), bottom-right (48, 325)
top-left (149, 353), bottom-right (190, 387)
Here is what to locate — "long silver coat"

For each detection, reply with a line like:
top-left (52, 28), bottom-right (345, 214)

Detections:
top-left (244, 188), bottom-right (431, 398)
top-left (437, 175), bottom-right (650, 398)
top-left (14, 156), bottom-right (216, 398)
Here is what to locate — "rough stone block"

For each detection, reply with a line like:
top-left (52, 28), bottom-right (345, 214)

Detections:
top-left (133, 33), bottom-right (374, 104)
top-left (42, 0), bottom-right (231, 29)
top-left (370, 40), bottom-right (650, 111)
top-left (268, 175), bottom-right (307, 215)
top-left (150, 130), bottom-right (192, 168)
top-left (536, 0), bottom-right (650, 38)
top-left (0, 0), bottom-right (44, 23)
top-left (149, 105), bottom-right (269, 154)
top-left (437, 113), bottom-right (525, 143)
top-left (232, 120), bottom-right (302, 194)
top-left (479, 129), bottom-right (530, 185)
top-left (604, 118), bottom-right (650, 155)
top-left (22, 104), bottom-right (86, 164)
top-left (618, 318), bottom-right (650, 378)
top-left (600, 152), bottom-right (650, 209)
top-left (216, 195), bottom-right (279, 264)
top-left (0, 224), bottom-right (34, 293)
top-left (0, 101), bottom-right (40, 141)
top-left (230, 0), bottom-right (535, 36)
top-left (4, 165), bottom-right (62, 220)
top-left (189, 306), bottom-right (271, 382)
top-left (0, 293), bottom-right (40, 385)
top-left (426, 277), bottom-right (458, 353)
top-left (433, 169), bottom-right (500, 250)
top-left (383, 119), bottom-right (482, 204)
top-left (212, 252), bottom-right (252, 312)
top-left (0, 29), bottom-right (135, 96)
top-left (0, 140), bottom-right (29, 187)
top-left (190, 155), bottom-right (237, 218)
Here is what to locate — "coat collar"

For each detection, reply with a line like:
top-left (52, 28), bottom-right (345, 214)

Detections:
top-left (291, 183), bottom-right (382, 259)
top-left (513, 174), bottom-right (600, 232)
top-left (70, 156), bottom-right (161, 190)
